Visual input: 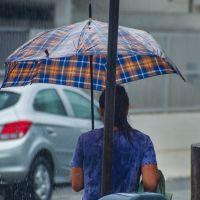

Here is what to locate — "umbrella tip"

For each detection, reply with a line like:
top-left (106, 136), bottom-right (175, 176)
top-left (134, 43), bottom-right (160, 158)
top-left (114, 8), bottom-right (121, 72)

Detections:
top-left (89, 3), bottom-right (92, 19)
top-left (88, 3), bottom-right (92, 27)
top-left (45, 49), bottom-right (49, 57)
top-left (88, 19), bottom-right (92, 28)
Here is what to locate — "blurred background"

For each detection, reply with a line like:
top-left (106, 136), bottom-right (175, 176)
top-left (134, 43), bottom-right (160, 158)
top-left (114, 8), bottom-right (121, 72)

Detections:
top-left (0, 0), bottom-right (200, 199)
top-left (1, 0), bottom-right (200, 113)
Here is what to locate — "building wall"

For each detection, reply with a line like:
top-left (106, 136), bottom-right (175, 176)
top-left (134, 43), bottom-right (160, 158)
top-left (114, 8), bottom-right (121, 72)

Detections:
top-left (129, 112), bottom-right (200, 178)
top-left (0, 30), bottom-right (28, 81)
top-left (0, 0), bottom-right (200, 113)
top-left (0, 0), bottom-right (55, 28)
top-left (120, 0), bottom-right (189, 13)
top-left (72, 0), bottom-right (109, 22)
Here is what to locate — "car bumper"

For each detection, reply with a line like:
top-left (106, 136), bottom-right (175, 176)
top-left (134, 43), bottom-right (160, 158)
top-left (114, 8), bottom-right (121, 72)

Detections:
top-left (0, 137), bottom-right (30, 184)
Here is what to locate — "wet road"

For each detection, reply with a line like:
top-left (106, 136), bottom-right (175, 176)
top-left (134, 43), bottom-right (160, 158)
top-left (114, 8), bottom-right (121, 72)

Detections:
top-left (0, 178), bottom-right (191, 200)
top-left (52, 185), bottom-right (82, 200)
top-left (166, 178), bottom-right (190, 200)
top-left (52, 178), bottom-right (190, 200)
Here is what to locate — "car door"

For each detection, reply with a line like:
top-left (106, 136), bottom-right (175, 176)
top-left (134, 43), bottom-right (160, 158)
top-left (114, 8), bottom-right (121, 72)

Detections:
top-left (61, 88), bottom-right (103, 132)
top-left (33, 88), bottom-right (78, 181)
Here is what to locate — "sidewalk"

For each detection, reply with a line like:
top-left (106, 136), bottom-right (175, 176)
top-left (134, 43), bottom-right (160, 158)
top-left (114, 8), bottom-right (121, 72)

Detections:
top-left (166, 177), bottom-right (190, 200)
top-left (52, 178), bottom-right (190, 200)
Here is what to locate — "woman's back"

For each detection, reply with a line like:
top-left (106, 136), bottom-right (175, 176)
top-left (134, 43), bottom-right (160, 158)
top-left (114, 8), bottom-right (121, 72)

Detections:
top-left (71, 85), bottom-right (159, 200)
top-left (71, 128), bottom-right (157, 200)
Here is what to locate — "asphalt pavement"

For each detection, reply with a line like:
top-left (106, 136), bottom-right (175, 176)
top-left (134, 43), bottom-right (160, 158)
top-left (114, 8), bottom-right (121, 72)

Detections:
top-left (0, 175), bottom-right (190, 200)
top-left (52, 184), bottom-right (82, 200)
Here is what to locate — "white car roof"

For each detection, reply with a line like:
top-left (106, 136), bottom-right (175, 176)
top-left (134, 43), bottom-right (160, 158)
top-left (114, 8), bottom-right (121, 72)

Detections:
top-left (1, 83), bottom-right (83, 94)
top-left (0, 83), bottom-right (99, 106)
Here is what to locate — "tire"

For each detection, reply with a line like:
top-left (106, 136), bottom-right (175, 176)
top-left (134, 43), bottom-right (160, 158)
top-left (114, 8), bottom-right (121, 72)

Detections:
top-left (0, 186), bottom-right (7, 200)
top-left (27, 156), bottom-right (53, 200)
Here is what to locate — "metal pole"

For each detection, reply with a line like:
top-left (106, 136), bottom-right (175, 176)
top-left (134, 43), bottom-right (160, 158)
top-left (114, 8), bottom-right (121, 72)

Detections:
top-left (191, 143), bottom-right (200, 200)
top-left (101, 0), bottom-right (120, 196)
top-left (189, 0), bottom-right (194, 13)
top-left (90, 55), bottom-right (94, 130)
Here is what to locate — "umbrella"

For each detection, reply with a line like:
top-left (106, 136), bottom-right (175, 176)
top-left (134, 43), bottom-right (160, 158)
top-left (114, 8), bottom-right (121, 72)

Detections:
top-left (1, 14), bottom-right (184, 197)
top-left (1, 22), bottom-right (184, 91)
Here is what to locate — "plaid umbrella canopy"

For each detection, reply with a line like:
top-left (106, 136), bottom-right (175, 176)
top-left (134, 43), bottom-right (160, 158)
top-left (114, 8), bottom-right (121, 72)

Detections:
top-left (1, 20), bottom-right (183, 90)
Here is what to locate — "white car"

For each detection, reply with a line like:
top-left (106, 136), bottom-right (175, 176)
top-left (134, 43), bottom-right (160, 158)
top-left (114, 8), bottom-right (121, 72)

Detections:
top-left (0, 84), bottom-right (102, 200)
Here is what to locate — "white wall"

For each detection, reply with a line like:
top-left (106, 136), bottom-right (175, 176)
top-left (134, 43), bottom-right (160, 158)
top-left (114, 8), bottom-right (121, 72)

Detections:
top-left (128, 112), bottom-right (200, 178)
top-left (120, 0), bottom-right (189, 13)
top-left (54, 0), bottom-right (72, 27)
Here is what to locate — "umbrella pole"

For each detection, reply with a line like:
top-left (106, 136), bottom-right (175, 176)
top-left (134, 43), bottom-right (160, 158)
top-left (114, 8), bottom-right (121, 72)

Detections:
top-left (101, 0), bottom-right (120, 196)
top-left (89, 2), bottom-right (92, 19)
top-left (90, 55), bottom-right (94, 130)
top-left (89, 3), bottom-right (94, 130)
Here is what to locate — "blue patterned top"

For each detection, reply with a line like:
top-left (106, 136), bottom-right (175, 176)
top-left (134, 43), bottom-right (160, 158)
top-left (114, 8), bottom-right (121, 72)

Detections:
top-left (70, 128), bottom-right (157, 200)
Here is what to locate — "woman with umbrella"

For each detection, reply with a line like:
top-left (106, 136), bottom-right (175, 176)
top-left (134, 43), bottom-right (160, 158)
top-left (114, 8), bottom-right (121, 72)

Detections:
top-left (70, 84), bottom-right (160, 200)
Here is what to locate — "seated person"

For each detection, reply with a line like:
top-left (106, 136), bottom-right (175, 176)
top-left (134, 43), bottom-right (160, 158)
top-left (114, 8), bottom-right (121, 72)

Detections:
top-left (70, 85), bottom-right (160, 200)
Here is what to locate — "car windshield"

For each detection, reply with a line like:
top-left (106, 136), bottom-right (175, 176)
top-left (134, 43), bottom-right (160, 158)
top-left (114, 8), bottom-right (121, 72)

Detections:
top-left (0, 91), bottom-right (20, 110)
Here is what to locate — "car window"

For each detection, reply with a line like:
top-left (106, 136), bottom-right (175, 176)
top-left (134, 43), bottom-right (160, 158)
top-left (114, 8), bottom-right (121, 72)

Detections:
top-left (63, 90), bottom-right (100, 120)
top-left (0, 91), bottom-right (20, 110)
top-left (33, 89), bottom-right (67, 116)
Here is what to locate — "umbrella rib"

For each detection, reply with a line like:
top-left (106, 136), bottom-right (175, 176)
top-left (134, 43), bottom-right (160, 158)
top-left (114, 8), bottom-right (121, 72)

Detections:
top-left (76, 21), bottom-right (92, 54)
top-left (82, 44), bottom-right (98, 54)
top-left (135, 32), bottom-right (162, 57)
top-left (154, 57), bottom-right (163, 74)
top-left (80, 21), bottom-right (108, 56)
top-left (119, 27), bottom-right (157, 56)
top-left (78, 21), bottom-right (103, 55)
top-left (49, 27), bottom-right (79, 57)
top-left (50, 21), bottom-right (89, 57)
top-left (135, 55), bottom-right (145, 79)
top-left (118, 28), bottom-right (136, 54)
top-left (84, 22), bottom-right (100, 55)
top-left (80, 31), bottom-right (100, 55)
top-left (77, 21), bottom-right (106, 56)
top-left (27, 29), bottom-right (59, 59)
top-left (41, 59), bottom-right (48, 83)
top-left (92, 21), bottom-right (107, 45)
top-left (118, 56), bottom-right (128, 83)
top-left (78, 56), bottom-right (85, 88)
top-left (2, 62), bottom-right (17, 86)
top-left (14, 61), bottom-right (27, 85)
top-left (59, 57), bottom-right (67, 85)
top-left (29, 61), bottom-right (40, 85)
top-left (17, 29), bottom-right (60, 60)
top-left (6, 30), bottom-right (51, 62)
top-left (95, 56), bottom-right (102, 90)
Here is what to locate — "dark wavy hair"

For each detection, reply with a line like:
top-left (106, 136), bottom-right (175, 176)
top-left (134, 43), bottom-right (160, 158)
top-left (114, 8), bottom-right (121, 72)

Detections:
top-left (99, 85), bottom-right (133, 134)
